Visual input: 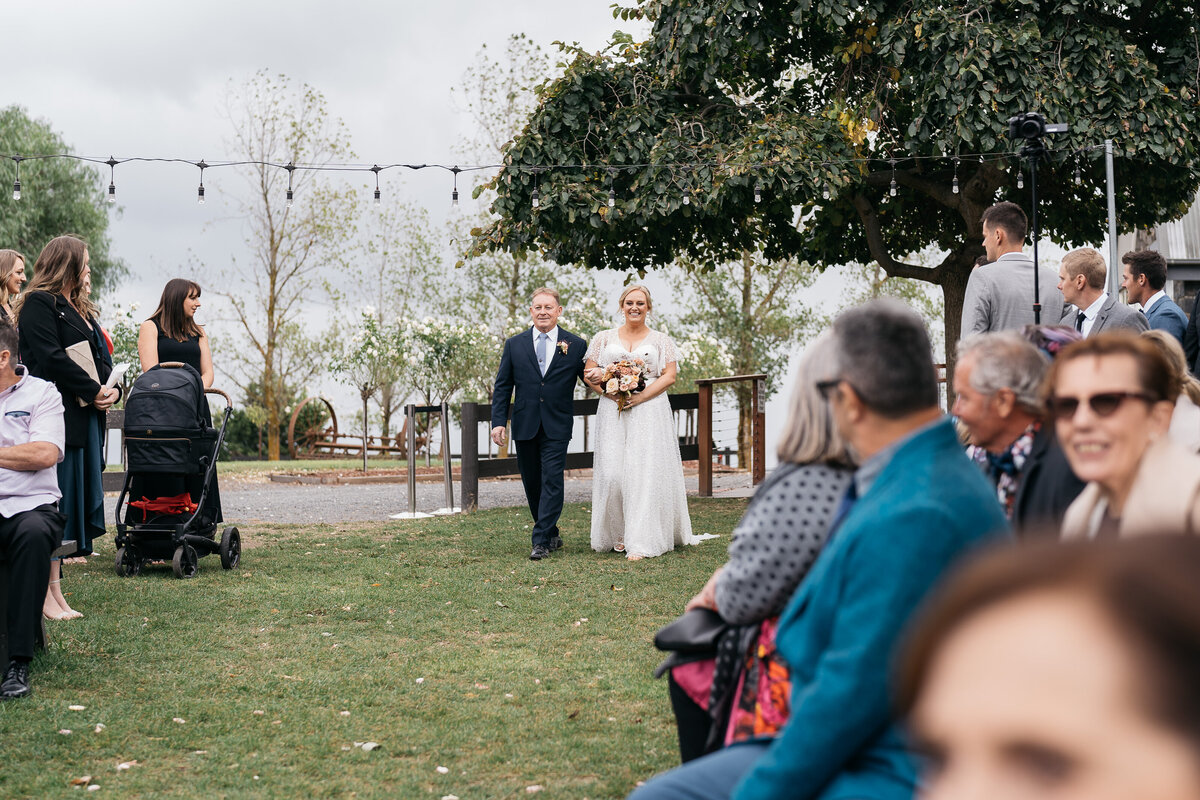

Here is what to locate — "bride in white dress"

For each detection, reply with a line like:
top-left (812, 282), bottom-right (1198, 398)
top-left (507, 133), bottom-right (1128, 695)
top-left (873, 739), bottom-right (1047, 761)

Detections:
top-left (585, 285), bottom-right (696, 559)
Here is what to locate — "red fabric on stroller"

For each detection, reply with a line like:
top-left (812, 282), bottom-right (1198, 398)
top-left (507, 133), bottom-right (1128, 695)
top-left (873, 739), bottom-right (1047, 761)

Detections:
top-left (128, 492), bottom-right (198, 521)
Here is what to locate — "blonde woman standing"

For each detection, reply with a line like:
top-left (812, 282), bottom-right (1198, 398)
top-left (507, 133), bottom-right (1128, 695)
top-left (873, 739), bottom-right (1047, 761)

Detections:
top-left (0, 250), bottom-right (27, 322)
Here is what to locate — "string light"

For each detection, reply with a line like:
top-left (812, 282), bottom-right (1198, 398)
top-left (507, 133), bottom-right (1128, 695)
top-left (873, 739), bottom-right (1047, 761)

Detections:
top-left (607, 170), bottom-right (616, 209)
top-left (889, 158), bottom-right (897, 196)
top-left (106, 156), bottom-right (118, 204)
top-left (197, 160), bottom-right (207, 205)
top-left (1074, 156), bottom-right (1082, 186)
top-left (530, 169), bottom-right (539, 210)
top-left (1016, 169), bottom-right (1024, 189)
top-left (951, 157), bottom-right (960, 195)
top-left (753, 177), bottom-right (762, 204)
top-left (11, 156), bottom-right (21, 201)
top-left (821, 162), bottom-right (831, 201)
top-left (371, 164), bottom-right (382, 206)
top-left (285, 162), bottom-right (295, 209)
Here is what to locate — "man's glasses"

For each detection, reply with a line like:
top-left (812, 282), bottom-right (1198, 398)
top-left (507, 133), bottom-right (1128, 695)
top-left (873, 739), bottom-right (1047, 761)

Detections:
top-left (1047, 391), bottom-right (1157, 421)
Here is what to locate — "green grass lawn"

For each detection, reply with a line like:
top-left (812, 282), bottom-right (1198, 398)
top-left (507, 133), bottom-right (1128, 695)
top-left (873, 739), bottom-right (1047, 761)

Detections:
top-left (0, 498), bottom-right (746, 799)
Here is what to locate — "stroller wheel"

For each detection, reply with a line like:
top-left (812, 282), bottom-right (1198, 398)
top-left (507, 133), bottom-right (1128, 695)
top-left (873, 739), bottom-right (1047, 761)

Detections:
top-left (220, 526), bottom-right (241, 570)
top-left (172, 544), bottom-right (199, 579)
top-left (114, 547), bottom-right (142, 577)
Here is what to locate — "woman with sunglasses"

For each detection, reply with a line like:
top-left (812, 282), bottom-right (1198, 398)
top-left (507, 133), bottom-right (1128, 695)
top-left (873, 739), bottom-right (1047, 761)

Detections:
top-left (1044, 332), bottom-right (1200, 538)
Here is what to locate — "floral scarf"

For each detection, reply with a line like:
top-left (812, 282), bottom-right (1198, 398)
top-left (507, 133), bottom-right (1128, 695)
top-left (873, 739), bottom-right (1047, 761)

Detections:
top-left (968, 420), bottom-right (1041, 521)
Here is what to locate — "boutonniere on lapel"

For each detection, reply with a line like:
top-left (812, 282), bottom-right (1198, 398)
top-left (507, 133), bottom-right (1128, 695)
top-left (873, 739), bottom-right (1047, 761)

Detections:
top-left (557, 341), bottom-right (570, 356)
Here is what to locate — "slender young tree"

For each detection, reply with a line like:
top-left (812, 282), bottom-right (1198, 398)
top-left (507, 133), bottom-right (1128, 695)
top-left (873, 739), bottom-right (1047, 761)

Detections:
top-left (214, 71), bottom-right (357, 460)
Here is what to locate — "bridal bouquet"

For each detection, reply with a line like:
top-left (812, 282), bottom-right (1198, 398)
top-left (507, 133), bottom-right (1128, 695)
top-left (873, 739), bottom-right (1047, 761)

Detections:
top-left (600, 358), bottom-right (648, 412)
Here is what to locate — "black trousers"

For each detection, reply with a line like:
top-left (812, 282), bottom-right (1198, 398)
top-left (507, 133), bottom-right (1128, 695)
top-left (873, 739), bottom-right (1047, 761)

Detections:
top-left (514, 428), bottom-right (568, 549)
top-left (0, 505), bottom-right (64, 660)
top-left (668, 672), bottom-right (719, 763)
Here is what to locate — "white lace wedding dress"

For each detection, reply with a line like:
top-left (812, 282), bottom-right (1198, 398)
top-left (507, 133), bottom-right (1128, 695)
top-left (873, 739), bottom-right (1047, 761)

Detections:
top-left (587, 328), bottom-right (697, 558)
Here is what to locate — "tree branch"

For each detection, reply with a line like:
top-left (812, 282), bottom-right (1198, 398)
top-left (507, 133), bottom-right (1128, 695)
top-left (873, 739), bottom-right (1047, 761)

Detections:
top-left (851, 193), bottom-right (943, 283)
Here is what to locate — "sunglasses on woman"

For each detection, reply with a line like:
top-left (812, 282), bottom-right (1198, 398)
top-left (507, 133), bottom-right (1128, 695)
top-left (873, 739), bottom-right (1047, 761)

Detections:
top-left (1048, 391), bottom-right (1158, 421)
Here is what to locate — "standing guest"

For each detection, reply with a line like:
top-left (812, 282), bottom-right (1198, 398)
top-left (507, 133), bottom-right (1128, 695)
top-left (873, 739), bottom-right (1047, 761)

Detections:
top-left (669, 333), bottom-right (853, 762)
top-left (629, 299), bottom-right (1009, 800)
top-left (953, 332), bottom-right (1084, 532)
top-left (961, 201), bottom-right (1065, 336)
top-left (0, 320), bottom-right (67, 700)
top-left (1141, 330), bottom-right (1200, 453)
top-left (14, 235), bottom-right (118, 613)
top-left (490, 288), bottom-right (587, 560)
top-left (1047, 332), bottom-right (1200, 538)
top-left (138, 279), bottom-right (213, 419)
top-left (899, 536), bottom-right (1200, 800)
top-left (1057, 247), bottom-right (1148, 336)
top-left (584, 285), bottom-right (696, 560)
top-left (0, 250), bottom-right (27, 322)
top-left (1182, 289), bottom-right (1200, 377)
top-left (1122, 249), bottom-right (1187, 344)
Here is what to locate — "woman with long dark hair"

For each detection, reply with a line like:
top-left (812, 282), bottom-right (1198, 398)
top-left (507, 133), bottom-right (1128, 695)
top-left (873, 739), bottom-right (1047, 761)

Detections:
top-left (16, 235), bottom-right (119, 618)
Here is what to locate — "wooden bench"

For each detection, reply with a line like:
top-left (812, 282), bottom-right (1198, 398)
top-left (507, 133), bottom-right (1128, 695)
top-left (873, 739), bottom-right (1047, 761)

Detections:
top-left (0, 539), bottom-right (77, 666)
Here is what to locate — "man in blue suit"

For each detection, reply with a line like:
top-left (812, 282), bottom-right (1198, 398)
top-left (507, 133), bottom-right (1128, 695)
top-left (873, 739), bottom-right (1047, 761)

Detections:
top-left (1122, 249), bottom-right (1187, 345)
top-left (491, 288), bottom-right (587, 560)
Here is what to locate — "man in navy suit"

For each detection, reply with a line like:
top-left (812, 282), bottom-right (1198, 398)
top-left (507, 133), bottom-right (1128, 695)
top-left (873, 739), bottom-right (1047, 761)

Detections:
top-left (491, 288), bottom-right (587, 560)
top-left (1122, 249), bottom-right (1187, 345)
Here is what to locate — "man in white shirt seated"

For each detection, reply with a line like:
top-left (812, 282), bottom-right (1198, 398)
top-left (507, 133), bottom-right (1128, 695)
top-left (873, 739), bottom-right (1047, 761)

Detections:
top-left (0, 321), bottom-right (66, 700)
top-left (1122, 249), bottom-right (1188, 345)
top-left (1057, 247), bottom-right (1148, 337)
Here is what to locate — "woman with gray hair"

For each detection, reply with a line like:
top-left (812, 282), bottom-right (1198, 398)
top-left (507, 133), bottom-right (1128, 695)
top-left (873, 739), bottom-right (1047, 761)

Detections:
top-left (667, 332), bottom-right (854, 762)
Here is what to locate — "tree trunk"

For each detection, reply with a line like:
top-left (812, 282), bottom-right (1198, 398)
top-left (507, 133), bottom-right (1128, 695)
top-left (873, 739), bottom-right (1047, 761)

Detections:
top-left (735, 384), bottom-right (752, 470)
top-left (940, 256), bottom-right (972, 404)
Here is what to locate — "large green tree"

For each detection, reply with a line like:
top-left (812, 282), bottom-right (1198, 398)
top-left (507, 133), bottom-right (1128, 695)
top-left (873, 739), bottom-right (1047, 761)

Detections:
top-left (0, 105), bottom-right (125, 294)
top-left (472, 0), bottom-right (1200, 386)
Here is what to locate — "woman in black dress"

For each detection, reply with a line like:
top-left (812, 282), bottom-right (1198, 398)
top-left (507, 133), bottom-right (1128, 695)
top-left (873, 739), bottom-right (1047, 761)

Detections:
top-left (16, 235), bottom-right (120, 619)
top-left (137, 278), bottom-right (213, 393)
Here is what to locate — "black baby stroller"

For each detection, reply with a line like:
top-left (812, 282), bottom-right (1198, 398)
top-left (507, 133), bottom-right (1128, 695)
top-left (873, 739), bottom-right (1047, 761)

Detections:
top-left (113, 362), bottom-right (240, 579)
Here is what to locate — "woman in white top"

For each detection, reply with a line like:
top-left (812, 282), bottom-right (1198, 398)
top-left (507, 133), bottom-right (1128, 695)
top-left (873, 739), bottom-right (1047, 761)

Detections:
top-left (585, 285), bottom-right (696, 559)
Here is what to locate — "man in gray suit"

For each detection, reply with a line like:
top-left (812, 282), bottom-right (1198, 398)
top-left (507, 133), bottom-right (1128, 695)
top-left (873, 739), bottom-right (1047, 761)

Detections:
top-left (1121, 249), bottom-right (1187, 345)
top-left (1057, 247), bottom-right (1149, 336)
top-left (962, 202), bottom-right (1066, 337)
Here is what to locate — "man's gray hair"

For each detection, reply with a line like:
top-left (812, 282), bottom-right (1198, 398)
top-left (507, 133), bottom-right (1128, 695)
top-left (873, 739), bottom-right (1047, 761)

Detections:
top-left (831, 299), bottom-right (938, 418)
top-left (530, 287), bottom-right (561, 305)
top-left (956, 332), bottom-right (1048, 414)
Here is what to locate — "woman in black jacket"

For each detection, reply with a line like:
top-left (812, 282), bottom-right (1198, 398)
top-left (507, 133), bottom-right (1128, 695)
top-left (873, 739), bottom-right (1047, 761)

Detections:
top-left (16, 235), bottom-right (118, 618)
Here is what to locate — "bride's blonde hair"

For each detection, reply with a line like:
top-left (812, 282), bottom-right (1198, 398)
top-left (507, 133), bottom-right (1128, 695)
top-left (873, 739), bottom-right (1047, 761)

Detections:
top-left (618, 284), bottom-right (653, 313)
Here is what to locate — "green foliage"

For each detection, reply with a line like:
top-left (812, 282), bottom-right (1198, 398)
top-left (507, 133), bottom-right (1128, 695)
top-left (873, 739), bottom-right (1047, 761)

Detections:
top-left (0, 105), bottom-right (126, 294)
top-left (101, 300), bottom-right (143, 398)
top-left (404, 318), bottom-right (501, 405)
top-left (472, 1), bottom-right (1200, 382)
top-left (220, 381), bottom-right (328, 459)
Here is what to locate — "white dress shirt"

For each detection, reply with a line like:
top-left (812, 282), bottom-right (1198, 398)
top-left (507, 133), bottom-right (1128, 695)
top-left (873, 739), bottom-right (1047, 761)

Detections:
top-left (1141, 290), bottom-right (1166, 315)
top-left (1077, 292), bottom-right (1109, 337)
top-left (532, 325), bottom-right (559, 374)
top-left (0, 366), bottom-right (65, 518)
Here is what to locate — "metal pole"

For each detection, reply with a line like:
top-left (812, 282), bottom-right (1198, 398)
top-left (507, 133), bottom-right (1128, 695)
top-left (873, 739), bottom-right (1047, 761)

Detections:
top-left (441, 401), bottom-right (454, 511)
top-left (1106, 139), bottom-right (1119, 296)
top-left (406, 404), bottom-right (417, 515)
top-left (1026, 150), bottom-right (1042, 324)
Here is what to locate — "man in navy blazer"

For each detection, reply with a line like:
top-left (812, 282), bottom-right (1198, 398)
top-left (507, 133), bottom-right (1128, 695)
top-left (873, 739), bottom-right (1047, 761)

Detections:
top-left (1122, 249), bottom-right (1187, 345)
top-left (491, 288), bottom-right (587, 560)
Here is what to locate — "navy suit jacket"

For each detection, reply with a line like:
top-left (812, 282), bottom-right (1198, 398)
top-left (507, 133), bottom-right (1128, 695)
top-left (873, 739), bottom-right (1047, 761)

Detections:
top-left (1146, 294), bottom-right (1188, 344)
top-left (491, 328), bottom-right (587, 441)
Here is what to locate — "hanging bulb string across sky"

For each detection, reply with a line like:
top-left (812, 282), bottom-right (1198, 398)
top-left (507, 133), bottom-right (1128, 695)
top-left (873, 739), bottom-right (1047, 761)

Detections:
top-left (3, 143), bottom-right (1112, 207)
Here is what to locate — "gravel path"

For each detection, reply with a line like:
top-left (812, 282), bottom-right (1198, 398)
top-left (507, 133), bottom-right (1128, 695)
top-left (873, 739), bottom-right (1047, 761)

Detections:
top-left (103, 472), bottom-right (753, 525)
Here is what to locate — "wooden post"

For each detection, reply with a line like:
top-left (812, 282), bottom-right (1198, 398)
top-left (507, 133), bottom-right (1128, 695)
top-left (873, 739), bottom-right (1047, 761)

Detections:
top-left (440, 401), bottom-right (454, 510)
top-left (698, 382), bottom-right (713, 497)
top-left (406, 404), bottom-right (417, 515)
top-left (461, 402), bottom-right (479, 511)
top-left (752, 376), bottom-right (766, 486)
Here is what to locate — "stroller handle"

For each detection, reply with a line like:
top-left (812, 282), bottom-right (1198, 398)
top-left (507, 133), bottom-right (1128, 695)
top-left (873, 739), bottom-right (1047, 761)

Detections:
top-left (205, 387), bottom-right (232, 407)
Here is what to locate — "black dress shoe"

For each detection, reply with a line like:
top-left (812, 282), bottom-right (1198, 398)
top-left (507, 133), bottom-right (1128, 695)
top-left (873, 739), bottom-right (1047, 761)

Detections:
top-left (1, 661), bottom-right (30, 700)
top-left (529, 545), bottom-right (551, 560)
top-left (548, 535), bottom-right (564, 551)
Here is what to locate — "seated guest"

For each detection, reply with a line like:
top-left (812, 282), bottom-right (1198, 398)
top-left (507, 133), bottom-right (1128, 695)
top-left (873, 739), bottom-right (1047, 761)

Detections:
top-left (1057, 247), bottom-right (1148, 336)
top-left (1122, 249), bottom-right (1187, 345)
top-left (1142, 330), bottom-right (1200, 453)
top-left (0, 321), bottom-right (67, 700)
top-left (629, 299), bottom-right (1010, 800)
top-left (1047, 333), bottom-right (1200, 538)
top-left (671, 333), bottom-right (854, 762)
top-left (899, 536), bottom-right (1200, 800)
top-left (953, 332), bottom-right (1084, 532)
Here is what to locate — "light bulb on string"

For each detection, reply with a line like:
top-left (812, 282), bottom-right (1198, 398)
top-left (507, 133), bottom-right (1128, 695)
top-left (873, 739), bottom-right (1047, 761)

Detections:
top-left (285, 162), bottom-right (295, 209)
top-left (372, 164), bottom-right (382, 207)
top-left (889, 158), bottom-right (897, 197)
top-left (753, 179), bottom-right (762, 204)
top-left (1016, 169), bottom-right (1024, 189)
top-left (11, 156), bottom-right (21, 201)
top-left (530, 168), bottom-right (540, 210)
top-left (1074, 157), bottom-right (1082, 186)
top-left (197, 160), bottom-right (207, 205)
top-left (952, 157), bottom-right (960, 194)
top-left (106, 156), bottom-right (118, 204)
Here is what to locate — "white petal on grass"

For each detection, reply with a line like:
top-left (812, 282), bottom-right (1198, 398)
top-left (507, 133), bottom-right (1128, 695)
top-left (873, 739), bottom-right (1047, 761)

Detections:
top-left (436, 766), bottom-right (449, 774)
top-left (93, 724), bottom-right (106, 733)
top-left (172, 718), bottom-right (186, 724)
top-left (68, 704), bottom-right (86, 711)
top-left (58, 729), bottom-right (72, 735)
top-left (339, 710), bottom-right (351, 717)
top-left (526, 786), bottom-right (544, 793)
top-left (415, 677), bottom-right (425, 684)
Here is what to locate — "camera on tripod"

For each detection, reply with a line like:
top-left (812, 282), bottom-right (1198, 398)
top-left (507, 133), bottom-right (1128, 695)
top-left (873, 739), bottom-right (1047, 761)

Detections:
top-left (1008, 112), bottom-right (1067, 141)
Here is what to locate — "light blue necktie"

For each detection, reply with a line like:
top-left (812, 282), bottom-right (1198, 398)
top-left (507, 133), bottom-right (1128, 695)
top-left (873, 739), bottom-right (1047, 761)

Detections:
top-left (537, 332), bottom-right (549, 376)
